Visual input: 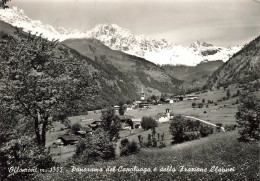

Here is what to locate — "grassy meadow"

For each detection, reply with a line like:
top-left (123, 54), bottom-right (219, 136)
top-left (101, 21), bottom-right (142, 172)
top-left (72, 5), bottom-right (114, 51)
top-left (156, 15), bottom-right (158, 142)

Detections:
top-left (36, 131), bottom-right (259, 180)
top-left (47, 87), bottom-right (258, 163)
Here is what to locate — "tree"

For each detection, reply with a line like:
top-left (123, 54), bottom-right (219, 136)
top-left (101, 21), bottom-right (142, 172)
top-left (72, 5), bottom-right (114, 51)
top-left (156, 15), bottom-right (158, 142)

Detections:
top-left (100, 107), bottom-right (121, 141)
top-left (202, 98), bottom-right (205, 104)
top-left (198, 103), bottom-right (203, 108)
top-left (73, 130), bottom-right (115, 164)
top-left (0, 0), bottom-right (11, 8)
top-left (0, 135), bottom-right (55, 180)
top-left (71, 123), bottom-right (82, 134)
top-left (237, 89), bottom-right (241, 96)
top-left (169, 115), bottom-right (186, 143)
top-left (141, 116), bottom-right (158, 131)
top-left (0, 32), bottom-right (97, 146)
top-left (192, 102), bottom-right (196, 108)
top-left (227, 89), bottom-right (231, 99)
top-left (118, 101), bottom-right (125, 115)
top-left (235, 93), bottom-right (260, 141)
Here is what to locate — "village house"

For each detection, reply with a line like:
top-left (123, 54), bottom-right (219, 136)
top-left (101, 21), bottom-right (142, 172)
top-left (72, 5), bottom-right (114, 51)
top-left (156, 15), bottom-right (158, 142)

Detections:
top-left (155, 108), bottom-right (174, 123)
top-left (58, 135), bottom-right (78, 145)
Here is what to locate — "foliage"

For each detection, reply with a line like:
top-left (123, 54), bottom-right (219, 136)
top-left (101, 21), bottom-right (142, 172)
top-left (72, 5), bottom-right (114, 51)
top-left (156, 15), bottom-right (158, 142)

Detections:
top-left (120, 138), bottom-right (139, 156)
top-left (202, 98), bottom-right (205, 103)
top-left (170, 115), bottom-right (213, 143)
top-left (192, 102), bottom-right (196, 108)
top-left (199, 125), bottom-right (214, 137)
top-left (0, 135), bottom-right (55, 180)
top-left (226, 89), bottom-right (231, 99)
top-left (140, 116), bottom-right (158, 131)
top-left (224, 124), bottom-right (237, 131)
top-left (198, 103), bottom-right (203, 108)
top-left (35, 131), bottom-right (259, 181)
top-left (118, 101), bottom-right (125, 115)
top-left (0, 0), bottom-right (11, 8)
top-left (236, 93), bottom-right (260, 141)
top-left (73, 129), bottom-right (115, 164)
top-left (71, 123), bottom-right (82, 134)
top-left (100, 107), bottom-right (121, 141)
top-left (0, 33), bottom-right (97, 146)
top-left (169, 115), bottom-right (186, 143)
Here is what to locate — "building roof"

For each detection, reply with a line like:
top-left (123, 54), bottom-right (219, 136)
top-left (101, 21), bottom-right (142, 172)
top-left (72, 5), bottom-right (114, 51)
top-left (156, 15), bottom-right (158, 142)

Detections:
top-left (58, 135), bottom-right (78, 142)
top-left (155, 113), bottom-right (167, 119)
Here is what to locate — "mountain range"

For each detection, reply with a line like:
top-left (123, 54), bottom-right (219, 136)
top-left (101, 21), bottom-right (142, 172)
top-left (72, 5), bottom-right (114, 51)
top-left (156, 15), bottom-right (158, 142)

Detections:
top-left (0, 19), bottom-right (182, 110)
top-left (0, 7), bottom-right (242, 66)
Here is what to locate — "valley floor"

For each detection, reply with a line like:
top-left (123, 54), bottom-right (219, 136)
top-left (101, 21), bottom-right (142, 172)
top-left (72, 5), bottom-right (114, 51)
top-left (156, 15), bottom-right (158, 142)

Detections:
top-left (40, 88), bottom-right (260, 180)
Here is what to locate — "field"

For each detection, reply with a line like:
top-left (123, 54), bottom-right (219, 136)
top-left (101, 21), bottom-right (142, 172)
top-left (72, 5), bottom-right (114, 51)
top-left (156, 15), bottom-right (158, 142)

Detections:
top-left (36, 131), bottom-right (259, 180)
top-left (46, 88), bottom-right (260, 163)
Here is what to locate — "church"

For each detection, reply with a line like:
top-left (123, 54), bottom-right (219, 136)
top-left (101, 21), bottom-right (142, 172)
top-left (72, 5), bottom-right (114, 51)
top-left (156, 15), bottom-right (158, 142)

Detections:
top-left (138, 88), bottom-right (149, 108)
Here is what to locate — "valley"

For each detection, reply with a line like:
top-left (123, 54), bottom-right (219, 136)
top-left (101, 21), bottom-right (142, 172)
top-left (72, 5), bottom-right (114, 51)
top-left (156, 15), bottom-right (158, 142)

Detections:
top-left (0, 3), bottom-right (259, 181)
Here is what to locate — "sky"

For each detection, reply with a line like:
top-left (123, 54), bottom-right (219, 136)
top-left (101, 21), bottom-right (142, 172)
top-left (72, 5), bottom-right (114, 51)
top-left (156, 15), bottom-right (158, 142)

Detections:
top-left (8, 0), bottom-right (260, 47)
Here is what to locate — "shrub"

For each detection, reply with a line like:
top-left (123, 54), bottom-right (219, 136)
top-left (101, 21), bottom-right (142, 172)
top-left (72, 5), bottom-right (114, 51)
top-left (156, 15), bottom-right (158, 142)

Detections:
top-left (73, 130), bottom-right (115, 164)
top-left (0, 136), bottom-right (55, 180)
top-left (192, 102), bottom-right (196, 108)
top-left (225, 124), bottom-right (237, 131)
top-left (198, 103), bottom-right (203, 108)
top-left (71, 123), bottom-right (82, 134)
top-left (141, 116), bottom-right (158, 131)
top-left (200, 125), bottom-right (214, 137)
top-left (120, 139), bottom-right (139, 156)
top-left (120, 138), bottom-right (130, 156)
top-left (128, 140), bottom-right (138, 153)
top-left (184, 131), bottom-right (200, 141)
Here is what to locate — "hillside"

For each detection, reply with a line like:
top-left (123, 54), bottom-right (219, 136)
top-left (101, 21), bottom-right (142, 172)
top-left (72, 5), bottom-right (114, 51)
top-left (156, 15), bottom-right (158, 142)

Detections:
top-left (0, 20), bottom-right (182, 110)
top-left (0, 20), bottom-right (137, 111)
top-left (62, 38), bottom-right (182, 96)
top-left (162, 60), bottom-right (224, 88)
top-left (207, 36), bottom-right (260, 88)
top-left (36, 131), bottom-right (259, 180)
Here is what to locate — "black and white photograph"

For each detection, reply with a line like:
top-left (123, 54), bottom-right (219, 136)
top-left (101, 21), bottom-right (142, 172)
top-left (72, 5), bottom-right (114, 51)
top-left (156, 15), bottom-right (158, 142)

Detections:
top-left (0, 0), bottom-right (259, 180)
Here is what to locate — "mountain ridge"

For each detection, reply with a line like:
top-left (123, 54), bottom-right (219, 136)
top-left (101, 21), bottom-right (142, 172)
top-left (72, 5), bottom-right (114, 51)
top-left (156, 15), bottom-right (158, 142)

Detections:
top-left (206, 35), bottom-right (260, 88)
top-left (0, 7), bottom-right (242, 66)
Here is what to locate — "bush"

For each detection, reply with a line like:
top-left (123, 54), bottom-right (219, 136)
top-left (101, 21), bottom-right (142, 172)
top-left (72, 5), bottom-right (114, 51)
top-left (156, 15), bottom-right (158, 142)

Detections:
top-left (225, 124), bottom-right (237, 131)
top-left (0, 136), bottom-right (55, 180)
top-left (141, 116), bottom-right (158, 131)
top-left (71, 123), bottom-right (82, 134)
top-left (170, 115), bottom-right (214, 143)
top-left (192, 102), bottom-right (196, 108)
top-left (73, 130), bottom-right (115, 164)
top-left (198, 103), bottom-right (203, 108)
top-left (128, 140), bottom-right (138, 153)
top-left (200, 125), bottom-right (214, 137)
top-left (120, 138), bottom-right (139, 156)
top-left (184, 131), bottom-right (200, 141)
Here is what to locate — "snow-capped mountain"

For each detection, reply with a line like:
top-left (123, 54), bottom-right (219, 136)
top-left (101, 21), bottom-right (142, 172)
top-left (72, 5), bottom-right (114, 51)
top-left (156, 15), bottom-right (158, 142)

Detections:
top-left (0, 7), bottom-right (242, 66)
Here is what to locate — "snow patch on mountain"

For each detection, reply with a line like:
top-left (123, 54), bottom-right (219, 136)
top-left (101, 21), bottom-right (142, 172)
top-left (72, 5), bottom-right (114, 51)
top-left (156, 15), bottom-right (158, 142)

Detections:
top-left (0, 7), bottom-right (242, 66)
